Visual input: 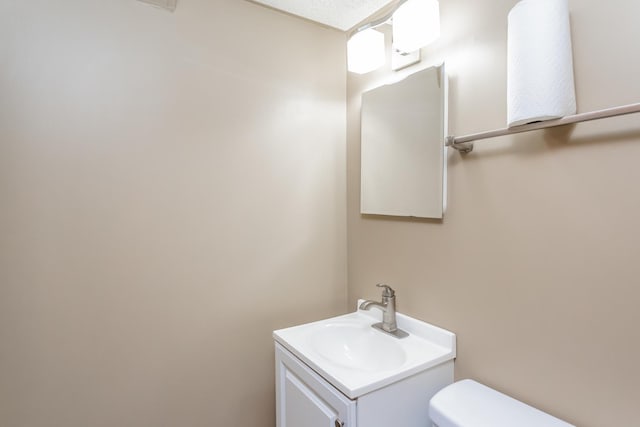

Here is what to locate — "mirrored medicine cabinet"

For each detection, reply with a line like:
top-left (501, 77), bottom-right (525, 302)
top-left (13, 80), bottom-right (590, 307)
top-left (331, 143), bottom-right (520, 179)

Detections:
top-left (360, 64), bottom-right (448, 219)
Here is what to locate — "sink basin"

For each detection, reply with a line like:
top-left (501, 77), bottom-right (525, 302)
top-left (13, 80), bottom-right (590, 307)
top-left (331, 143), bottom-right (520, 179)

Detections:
top-left (309, 321), bottom-right (407, 372)
top-left (273, 301), bottom-right (456, 398)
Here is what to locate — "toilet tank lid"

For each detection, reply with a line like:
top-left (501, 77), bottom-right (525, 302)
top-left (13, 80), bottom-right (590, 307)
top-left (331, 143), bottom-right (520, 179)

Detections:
top-left (429, 380), bottom-right (575, 427)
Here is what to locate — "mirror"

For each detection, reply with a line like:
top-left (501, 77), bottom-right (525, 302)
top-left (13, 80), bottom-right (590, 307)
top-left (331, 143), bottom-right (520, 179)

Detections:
top-left (360, 64), bottom-right (447, 218)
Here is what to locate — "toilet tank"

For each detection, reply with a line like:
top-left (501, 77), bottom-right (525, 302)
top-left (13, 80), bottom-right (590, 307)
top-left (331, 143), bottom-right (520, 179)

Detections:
top-left (429, 379), bottom-right (575, 427)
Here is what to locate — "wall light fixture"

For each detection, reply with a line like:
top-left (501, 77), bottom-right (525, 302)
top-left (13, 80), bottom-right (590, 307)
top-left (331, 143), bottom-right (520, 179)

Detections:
top-left (392, 0), bottom-right (440, 54)
top-left (347, 0), bottom-right (440, 74)
top-left (347, 28), bottom-right (386, 74)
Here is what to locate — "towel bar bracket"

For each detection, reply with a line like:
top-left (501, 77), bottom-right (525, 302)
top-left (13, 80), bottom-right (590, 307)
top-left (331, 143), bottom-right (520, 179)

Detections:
top-left (446, 136), bottom-right (473, 153)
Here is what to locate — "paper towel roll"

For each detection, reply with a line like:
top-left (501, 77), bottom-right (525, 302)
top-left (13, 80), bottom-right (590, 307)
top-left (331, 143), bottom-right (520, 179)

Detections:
top-left (507, 0), bottom-right (576, 128)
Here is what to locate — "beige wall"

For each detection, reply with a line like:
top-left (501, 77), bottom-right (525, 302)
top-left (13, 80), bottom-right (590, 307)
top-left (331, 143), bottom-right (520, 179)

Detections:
top-left (348, 0), bottom-right (640, 426)
top-left (0, 1), bottom-right (346, 426)
top-left (4, 0), bottom-right (640, 425)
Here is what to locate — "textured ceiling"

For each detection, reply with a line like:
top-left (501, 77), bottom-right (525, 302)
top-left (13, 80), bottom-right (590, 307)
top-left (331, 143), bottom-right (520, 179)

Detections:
top-left (137, 0), bottom-right (177, 12)
top-left (249, 0), bottom-right (396, 31)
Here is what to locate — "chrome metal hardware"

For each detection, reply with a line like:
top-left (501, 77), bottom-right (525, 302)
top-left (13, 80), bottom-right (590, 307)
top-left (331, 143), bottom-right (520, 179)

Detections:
top-left (446, 102), bottom-right (640, 153)
top-left (359, 284), bottom-right (409, 338)
top-left (376, 283), bottom-right (395, 297)
top-left (335, 419), bottom-right (344, 427)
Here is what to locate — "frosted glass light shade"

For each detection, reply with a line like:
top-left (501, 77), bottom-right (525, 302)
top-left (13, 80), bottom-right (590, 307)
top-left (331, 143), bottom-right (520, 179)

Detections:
top-left (393, 0), bottom-right (440, 54)
top-left (347, 29), bottom-right (385, 74)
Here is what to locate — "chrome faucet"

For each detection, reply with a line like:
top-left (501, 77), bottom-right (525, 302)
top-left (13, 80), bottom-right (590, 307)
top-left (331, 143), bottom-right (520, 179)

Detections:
top-left (359, 284), bottom-right (408, 338)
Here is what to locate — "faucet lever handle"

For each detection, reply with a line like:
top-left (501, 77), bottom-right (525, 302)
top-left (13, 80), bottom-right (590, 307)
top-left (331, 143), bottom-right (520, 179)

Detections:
top-left (376, 283), bottom-right (395, 297)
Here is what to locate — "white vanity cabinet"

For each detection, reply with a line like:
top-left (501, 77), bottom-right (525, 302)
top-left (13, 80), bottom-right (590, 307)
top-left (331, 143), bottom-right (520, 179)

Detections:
top-left (276, 343), bottom-right (355, 427)
top-left (274, 306), bottom-right (456, 427)
top-left (275, 343), bottom-right (454, 427)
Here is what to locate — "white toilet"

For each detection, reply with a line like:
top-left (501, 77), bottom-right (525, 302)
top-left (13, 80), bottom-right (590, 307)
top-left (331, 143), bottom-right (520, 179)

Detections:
top-left (429, 379), bottom-right (575, 427)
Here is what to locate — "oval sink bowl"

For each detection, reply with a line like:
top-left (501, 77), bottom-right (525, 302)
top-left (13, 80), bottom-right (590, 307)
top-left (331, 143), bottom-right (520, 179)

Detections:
top-left (309, 322), bottom-right (407, 372)
top-left (273, 302), bottom-right (456, 398)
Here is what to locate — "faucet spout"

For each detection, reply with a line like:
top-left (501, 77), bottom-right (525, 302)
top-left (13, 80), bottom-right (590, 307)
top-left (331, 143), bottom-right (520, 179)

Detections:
top-left (360, 298), bottom-right (397, 333)
top-left (359, 284), bottom-right (408, 338)
top-left (360, 284), bottom-right (398, 334)
top-left (359, 300), bottom-right (387, 311)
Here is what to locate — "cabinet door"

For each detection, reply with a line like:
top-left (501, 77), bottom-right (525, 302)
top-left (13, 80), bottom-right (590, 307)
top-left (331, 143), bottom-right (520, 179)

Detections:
top-left (275, 343), bottom-right (356, 427)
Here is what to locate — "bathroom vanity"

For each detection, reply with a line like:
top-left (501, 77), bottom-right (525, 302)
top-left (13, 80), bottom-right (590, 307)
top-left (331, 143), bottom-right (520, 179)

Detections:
top-left (273, 303), bottom-right (456, 427)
